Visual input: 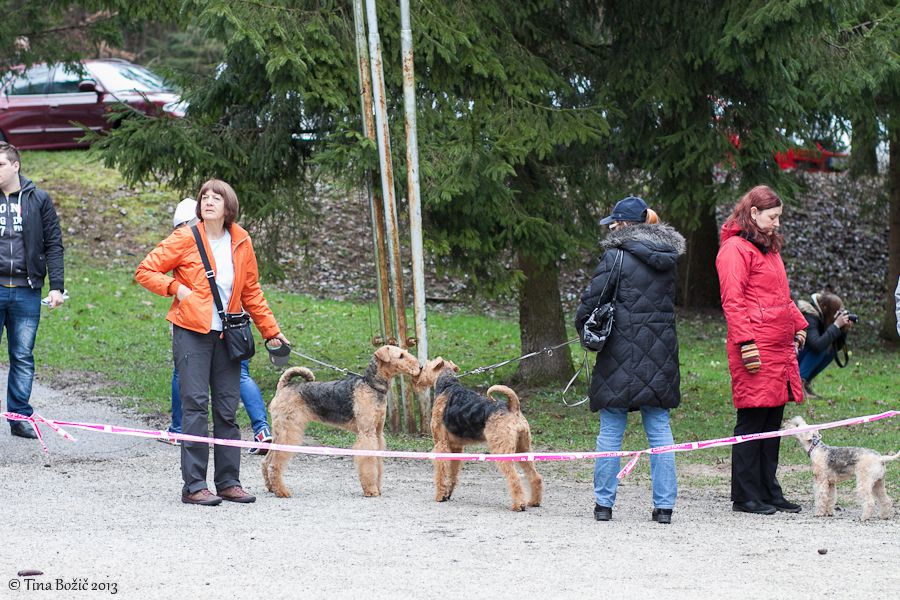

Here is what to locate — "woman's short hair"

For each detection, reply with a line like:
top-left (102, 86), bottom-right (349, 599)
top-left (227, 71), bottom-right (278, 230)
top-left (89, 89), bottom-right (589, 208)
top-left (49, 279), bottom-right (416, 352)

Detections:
top-left (196, 179), bottom-right (239, 228)
top-left (724, 185), bottom-right (784, 252)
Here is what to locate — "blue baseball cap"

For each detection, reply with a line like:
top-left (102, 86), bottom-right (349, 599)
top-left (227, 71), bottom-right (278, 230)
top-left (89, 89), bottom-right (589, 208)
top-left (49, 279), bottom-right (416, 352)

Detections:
top-left (599, 196), bottom-right (648, 225)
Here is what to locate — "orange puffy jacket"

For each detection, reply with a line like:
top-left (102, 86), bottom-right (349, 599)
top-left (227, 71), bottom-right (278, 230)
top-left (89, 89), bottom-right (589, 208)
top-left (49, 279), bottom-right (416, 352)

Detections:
top-left (135, 221), bottom-right (281, 340)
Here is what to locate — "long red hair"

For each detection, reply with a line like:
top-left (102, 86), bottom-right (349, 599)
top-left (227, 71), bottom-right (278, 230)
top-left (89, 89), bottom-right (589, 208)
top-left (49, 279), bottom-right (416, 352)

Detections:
top-left (724, 185), bottom-right (784, 252)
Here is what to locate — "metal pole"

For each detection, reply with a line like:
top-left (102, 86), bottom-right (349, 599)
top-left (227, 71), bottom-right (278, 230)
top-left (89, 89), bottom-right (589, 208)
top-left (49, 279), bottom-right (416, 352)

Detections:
top-left (353, 0), bottom-right (393, 346)
top-left (365, 0), bottom-right (414, 432)
top-left (354, 0), bottom-right (400, 431)
top-left (399, 0), bottom-right (430, 431)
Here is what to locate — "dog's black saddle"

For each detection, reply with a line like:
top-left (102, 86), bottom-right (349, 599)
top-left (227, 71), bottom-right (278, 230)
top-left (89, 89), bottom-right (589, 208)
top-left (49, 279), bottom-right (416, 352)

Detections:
top-left (435, 373), bottom-right (507, 440)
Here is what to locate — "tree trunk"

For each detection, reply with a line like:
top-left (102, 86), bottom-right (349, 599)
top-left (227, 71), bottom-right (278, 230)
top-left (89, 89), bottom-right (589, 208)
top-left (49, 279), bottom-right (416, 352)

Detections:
top-left (675, 209), bottom-right (722, 308)
top-left (850, 112), bottom-right (880, 178)
top-left (514, 254), bottom-right (574, 385)
top-left (881, 129), bottom-right (900, 341)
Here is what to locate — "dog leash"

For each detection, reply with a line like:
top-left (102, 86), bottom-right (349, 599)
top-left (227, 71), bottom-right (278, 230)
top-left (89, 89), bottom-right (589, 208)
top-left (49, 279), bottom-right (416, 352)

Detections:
top-left (458, 338), bottom-right (580, 378)
top-left (560, 350), bottom-right (591, 407)
top-left (287, 348), bottom-right (363, 378)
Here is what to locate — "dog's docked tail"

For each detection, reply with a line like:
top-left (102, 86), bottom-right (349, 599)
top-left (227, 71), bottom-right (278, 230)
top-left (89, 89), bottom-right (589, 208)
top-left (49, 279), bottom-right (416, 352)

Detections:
top-left (277, 366), bottom-right (316, 391)
top-left (486, 385), bottom-right (520, 413)
top-left (881, 450), bottom-right (900, 463)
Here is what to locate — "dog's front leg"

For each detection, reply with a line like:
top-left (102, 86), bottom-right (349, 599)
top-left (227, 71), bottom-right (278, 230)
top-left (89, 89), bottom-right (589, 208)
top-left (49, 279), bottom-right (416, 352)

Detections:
top-left (432, 441), bottom-right (454, 502)
top-left (354, 429), bottom-right (382, 497)
top-left (812, 476), bottom-right (831, 517)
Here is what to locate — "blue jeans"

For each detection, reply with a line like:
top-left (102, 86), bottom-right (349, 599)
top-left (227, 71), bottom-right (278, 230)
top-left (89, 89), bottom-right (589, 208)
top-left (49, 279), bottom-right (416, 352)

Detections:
top-left (594, 406), bottom-right (677, 509)
top-left (0, 287), bottom-right (42, 419)
top-left (797, 347), bottom-right (834, 383)
top-left (169, 359), bottom-right (269, 436)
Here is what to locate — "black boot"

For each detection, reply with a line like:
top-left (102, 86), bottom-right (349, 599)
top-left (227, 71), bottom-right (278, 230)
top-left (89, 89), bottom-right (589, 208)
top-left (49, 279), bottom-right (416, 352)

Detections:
top-left (593, 504), bottom-right (612, 521)
top-left (10, 422), bottom-right (38, 439)
top-left (652, 508), bottom-right (673, 524)
top-left (802, 379), bottom-right (817, 397)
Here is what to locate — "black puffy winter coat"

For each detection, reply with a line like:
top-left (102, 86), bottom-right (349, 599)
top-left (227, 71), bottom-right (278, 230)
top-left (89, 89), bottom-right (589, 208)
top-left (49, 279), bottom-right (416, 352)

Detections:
top-left (574, 223), bottom-right (685, 412)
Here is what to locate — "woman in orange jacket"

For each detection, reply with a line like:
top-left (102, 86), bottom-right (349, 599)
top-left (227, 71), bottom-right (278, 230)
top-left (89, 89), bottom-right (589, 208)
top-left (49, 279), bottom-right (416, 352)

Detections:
top-left (136, 179), bottom-right (289, 506)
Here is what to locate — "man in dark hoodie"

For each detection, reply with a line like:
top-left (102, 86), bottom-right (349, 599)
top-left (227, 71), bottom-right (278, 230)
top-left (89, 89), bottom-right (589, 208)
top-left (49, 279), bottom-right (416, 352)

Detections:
top-left (0, 142), bottom-right (65, 439)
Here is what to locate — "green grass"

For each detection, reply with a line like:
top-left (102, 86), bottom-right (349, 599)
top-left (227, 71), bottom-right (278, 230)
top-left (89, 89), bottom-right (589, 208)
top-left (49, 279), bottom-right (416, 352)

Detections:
top-left (8, 151), bottom-right (900, 501)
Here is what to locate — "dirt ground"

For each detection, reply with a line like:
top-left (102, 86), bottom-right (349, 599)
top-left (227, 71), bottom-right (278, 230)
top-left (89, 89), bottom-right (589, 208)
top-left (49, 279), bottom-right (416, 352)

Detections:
top-left (2, 370), bottom-right (898, 600)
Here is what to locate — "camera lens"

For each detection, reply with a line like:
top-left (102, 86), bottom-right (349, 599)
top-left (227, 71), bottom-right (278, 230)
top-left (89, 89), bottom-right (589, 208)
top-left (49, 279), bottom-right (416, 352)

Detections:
top-left (847, 313), bottom-right (858, 323)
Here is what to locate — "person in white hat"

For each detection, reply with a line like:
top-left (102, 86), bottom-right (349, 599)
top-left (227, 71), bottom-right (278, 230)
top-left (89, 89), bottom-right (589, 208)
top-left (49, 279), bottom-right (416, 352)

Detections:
top-left (161, 197), bottom-right (274, 456)
top-left (172, 198), bottom-right (199, 229)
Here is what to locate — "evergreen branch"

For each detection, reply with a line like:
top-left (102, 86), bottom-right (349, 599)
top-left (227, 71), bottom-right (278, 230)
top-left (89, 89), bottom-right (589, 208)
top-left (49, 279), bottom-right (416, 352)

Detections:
top-left (231, 0), bottom-right (327, 17)
top-left (25, 11), bottom-right (118, 39)
top-left (514, 96), bottom-right (603, 113)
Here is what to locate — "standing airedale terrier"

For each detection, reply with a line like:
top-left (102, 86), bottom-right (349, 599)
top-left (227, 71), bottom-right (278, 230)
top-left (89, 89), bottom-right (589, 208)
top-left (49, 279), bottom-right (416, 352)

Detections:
top-left (262, 345), bottom-right (421, 498)
top-left (413, 357), bottom-right (542, 511)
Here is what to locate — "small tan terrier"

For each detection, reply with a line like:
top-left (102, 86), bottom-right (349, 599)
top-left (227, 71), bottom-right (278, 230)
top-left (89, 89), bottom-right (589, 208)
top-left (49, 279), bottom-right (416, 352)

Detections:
top-left (782, 415), bottom-right (899, 521)
top-left (413, 357), bottom-right (542, 512)
top-left (262, 345), bottom-right (421, 498)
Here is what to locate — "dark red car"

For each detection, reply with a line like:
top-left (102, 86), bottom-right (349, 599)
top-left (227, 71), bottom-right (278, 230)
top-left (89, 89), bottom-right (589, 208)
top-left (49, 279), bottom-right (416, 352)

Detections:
top-left (0, 59), bottom-right (183, 150)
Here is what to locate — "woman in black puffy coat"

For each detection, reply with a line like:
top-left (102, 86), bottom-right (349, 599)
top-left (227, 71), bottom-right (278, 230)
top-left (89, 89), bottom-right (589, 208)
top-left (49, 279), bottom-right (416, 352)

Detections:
top-left (575, 196), bottom-right (685, 524)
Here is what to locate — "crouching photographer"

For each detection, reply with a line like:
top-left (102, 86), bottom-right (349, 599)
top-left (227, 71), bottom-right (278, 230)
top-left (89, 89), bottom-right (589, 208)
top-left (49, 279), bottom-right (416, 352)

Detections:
top-left (796, 292), bottom-right (855, 397)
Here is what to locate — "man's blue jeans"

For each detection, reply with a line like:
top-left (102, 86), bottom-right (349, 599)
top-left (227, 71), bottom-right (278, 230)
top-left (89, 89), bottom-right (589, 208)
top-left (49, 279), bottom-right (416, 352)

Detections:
top-left (169, 359), bottom-right (269, 436)
top-left (594, 406), bottom-right (677, 509)
top-left (0, 287), bottom-right (41, 419)
top-left (797, 347), bottom-right (835, 383)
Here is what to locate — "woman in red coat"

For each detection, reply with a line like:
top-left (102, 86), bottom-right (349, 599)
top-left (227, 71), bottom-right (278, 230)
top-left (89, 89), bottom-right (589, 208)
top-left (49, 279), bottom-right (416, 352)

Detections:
top-left (716, 185), bottom-right (808, 515)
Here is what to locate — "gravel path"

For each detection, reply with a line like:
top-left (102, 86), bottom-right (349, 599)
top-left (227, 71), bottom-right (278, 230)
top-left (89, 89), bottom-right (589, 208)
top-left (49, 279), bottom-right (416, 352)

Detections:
top-left (2, 371), bottom-right (898, 600)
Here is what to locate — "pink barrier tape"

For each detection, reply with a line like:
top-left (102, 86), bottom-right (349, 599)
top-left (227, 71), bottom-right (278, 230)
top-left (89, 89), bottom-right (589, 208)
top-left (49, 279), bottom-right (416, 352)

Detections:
top-left (614, 409), bottom-right (899, 479)
top-left (3, 410), bottom-right (897, 479)
top-left (4, 412), bottom-right (77, 455)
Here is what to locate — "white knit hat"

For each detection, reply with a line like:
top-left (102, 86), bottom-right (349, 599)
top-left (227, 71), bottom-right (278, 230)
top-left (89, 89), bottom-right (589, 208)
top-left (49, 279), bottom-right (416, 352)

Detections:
top-left (173, 198), bottom-right (197, 228)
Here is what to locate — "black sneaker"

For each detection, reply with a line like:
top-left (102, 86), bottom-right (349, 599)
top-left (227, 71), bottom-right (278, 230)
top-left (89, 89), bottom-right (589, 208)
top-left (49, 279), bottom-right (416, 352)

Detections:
top-left (732, 500), bottom-right (776, 515)
top-left (248, 426), bottom-right (273, 456)
top-left (593, 504), bottom-right (612, 521)
top-left (769, 498), bottom-right (802, 513)
top-left (652, 508), bottom-right (673, 524)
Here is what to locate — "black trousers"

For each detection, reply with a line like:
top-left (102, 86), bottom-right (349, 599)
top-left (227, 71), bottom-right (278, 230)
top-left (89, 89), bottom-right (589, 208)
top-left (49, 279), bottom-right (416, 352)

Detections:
top-left (731, 404), bottom-right (786, 503)
top-left (173, 326), bottom-right (242, 495)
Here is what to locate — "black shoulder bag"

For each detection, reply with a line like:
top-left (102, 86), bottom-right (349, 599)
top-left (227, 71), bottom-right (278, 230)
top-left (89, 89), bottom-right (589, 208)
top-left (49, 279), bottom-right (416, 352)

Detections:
top-left (190, 225), bottom-right (256, 361)
top-left (581, 250), bottom-right (623, 353)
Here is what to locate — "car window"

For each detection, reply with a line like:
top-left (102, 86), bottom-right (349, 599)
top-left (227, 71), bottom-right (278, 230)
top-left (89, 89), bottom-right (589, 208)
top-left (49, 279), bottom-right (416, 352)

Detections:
top-left (87, 62), bottom-right (173, 94)
top-left (48, 65), bottom-right (90, 94)
top-left (7, 65), bottom-right (51, 95)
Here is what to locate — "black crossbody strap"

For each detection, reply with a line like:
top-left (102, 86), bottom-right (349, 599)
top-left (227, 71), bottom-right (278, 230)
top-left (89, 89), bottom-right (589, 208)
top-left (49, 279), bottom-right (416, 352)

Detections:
top-left (597, 250), bottom-right (623, 306)
top-left (610, 250), bottom-right (623, 302)
top-left (190, 225), bottom-right (227, 322)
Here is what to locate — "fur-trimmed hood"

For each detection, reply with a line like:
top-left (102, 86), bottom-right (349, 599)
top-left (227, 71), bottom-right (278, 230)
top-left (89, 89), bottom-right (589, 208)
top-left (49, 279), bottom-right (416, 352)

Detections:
top-left (797, 297), bottom-right (821, 319)
top-left (600, 223), bottom-right (685, 272)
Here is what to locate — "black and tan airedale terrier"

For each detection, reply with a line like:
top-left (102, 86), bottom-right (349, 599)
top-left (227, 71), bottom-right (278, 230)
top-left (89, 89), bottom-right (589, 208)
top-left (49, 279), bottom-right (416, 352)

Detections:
top-left (262, 345), bottom-right (421, 498)
top-left (413, 357), bottom-right (542, 511)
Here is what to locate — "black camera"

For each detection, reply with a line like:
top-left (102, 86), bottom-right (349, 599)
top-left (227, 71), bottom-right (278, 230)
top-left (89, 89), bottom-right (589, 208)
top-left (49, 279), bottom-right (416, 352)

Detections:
top-left (847, 312), bottom-right (858, 323)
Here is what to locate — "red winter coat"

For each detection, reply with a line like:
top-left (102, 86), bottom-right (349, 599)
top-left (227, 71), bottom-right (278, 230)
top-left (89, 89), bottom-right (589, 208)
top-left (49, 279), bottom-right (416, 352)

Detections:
top-left (716, 223), bottom-right (808, 409)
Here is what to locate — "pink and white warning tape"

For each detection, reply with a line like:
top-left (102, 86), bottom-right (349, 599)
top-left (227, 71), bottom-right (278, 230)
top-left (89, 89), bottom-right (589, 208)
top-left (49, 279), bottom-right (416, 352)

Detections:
top-left (3, 410), bottom-right (897, 479)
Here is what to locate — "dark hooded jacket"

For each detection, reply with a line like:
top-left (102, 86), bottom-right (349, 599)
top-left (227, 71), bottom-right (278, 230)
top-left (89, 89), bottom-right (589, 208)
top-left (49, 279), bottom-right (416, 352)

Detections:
top-left (575, 223), bottom-right (685, 412)
top-left (796, 297), bottom-right (846, 355)
top-left (2, 175), bottom-right (64, 291)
